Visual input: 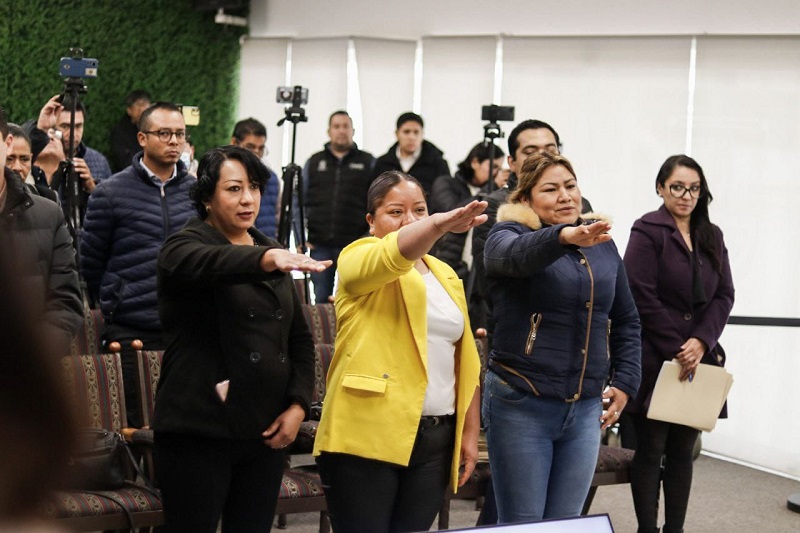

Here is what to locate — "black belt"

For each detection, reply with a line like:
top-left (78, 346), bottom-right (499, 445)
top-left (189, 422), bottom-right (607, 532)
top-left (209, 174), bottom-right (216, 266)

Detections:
top-left (419, 414), bottom-right (455, 429)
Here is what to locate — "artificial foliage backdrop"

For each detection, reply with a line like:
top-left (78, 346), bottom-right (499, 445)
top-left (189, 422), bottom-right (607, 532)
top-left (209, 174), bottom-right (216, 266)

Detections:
top-left (0, 0), bottom-right (247, 159)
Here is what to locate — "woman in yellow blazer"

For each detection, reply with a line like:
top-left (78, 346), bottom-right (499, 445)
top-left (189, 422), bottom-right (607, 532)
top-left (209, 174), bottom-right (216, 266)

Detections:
top-left (314, 171), bottom-right (485, 533)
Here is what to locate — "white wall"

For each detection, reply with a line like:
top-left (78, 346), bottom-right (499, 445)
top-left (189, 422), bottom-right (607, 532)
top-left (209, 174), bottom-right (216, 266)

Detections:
top-left (238, 2), bottom-right (800, 479)
top-left (248, 0), bottom-right (800, 40)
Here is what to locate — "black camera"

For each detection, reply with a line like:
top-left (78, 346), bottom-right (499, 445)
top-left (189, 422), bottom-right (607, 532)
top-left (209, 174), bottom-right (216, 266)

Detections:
top-left (276, 86), bottom-right (308, 105)
top-left (481, 104), bottom-right (515, 122)
top-left (59, 56), bottom-right (98, 79)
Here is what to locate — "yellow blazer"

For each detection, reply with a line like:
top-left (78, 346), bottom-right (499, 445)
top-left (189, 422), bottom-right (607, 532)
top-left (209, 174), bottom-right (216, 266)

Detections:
top-left (313, 231), bottom-right (481, 490)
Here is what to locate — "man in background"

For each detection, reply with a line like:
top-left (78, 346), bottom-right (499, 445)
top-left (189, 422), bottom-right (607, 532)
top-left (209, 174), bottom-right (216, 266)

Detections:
top-left (302, 110), bottom-right (375, 303)
top-left (110, 89), bottom-right (151, 172)
top-left (38, 94), bottom-right (112, 186)
top-left (231, 117), bottom-right (280, 239)
top-left (371, 112), bottom-right (450, 195)
top-left (81, 102), bottom-right (194, 427)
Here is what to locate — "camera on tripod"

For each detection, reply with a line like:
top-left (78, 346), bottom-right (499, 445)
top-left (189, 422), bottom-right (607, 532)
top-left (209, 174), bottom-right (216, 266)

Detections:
top-left (481, 104), bottom-right (515, 123)
top-left (276, 86), bottom-right (309, 106)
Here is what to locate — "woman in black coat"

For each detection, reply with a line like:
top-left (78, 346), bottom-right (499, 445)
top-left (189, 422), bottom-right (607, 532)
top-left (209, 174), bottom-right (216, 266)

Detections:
top-left (429, 142), bottom-right (506, 274)
top-left (153, 146), bottom-right (331, 532)
top-left (623, 155), bottom-right (734, 533)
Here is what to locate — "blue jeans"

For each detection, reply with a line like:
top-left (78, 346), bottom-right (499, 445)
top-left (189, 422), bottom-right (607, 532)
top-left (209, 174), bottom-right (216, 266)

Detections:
top-left (310, 245), bottom-right (342, 304)
top-left (482, 369), bottom-right (602, 523)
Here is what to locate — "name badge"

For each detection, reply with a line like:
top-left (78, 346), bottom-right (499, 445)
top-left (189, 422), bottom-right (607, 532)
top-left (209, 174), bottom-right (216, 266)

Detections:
top-left (349, 162), bottom-right (365, 170)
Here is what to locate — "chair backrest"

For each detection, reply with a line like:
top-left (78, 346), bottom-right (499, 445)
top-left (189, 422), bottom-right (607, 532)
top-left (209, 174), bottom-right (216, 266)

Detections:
top-left (313, 344), bottom-right (335, 407)
top-left (301, 303), bottom-right (337, 345)
top-left (60, 352), bottom-right (126, 431)
top-left (136, 350), bottom-right (165, 427)
top-left (69, 307), bottom-right (105, 356)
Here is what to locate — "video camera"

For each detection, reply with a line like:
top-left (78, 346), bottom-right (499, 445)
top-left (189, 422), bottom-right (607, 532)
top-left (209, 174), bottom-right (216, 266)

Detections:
top-left (481, 104), bottom-right (515, 123)
top-left (276, 86), bottom-right (309, 106)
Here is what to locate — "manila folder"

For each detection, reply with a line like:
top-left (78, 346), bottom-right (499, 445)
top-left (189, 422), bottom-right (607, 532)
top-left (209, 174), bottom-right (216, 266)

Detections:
top-left (647, 361), bottom-right (733, 432)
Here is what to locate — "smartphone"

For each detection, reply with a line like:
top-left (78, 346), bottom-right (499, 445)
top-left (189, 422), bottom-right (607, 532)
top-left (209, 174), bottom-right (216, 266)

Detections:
top-left (181, 105), bottom-right (200, 126)
top-left (59, 57), bottom-right (98, 78)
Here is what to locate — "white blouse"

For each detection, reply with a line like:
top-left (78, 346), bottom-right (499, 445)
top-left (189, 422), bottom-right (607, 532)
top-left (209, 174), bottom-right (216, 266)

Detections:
top-left (421, 271), bottom-right (464, 416)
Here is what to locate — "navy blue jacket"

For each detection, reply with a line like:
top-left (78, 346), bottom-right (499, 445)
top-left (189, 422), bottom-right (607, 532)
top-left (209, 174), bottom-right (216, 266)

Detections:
top-left (484, 202), bottom-right (641, 401)
top-left (254, 165), bottom-right (280, 239)
top-left (80, 154), bottom-right (195, 331)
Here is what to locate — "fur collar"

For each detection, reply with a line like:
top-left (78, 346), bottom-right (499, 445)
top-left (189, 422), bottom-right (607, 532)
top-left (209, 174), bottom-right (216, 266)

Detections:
top-left (496, 202), bottom-right (611, 230)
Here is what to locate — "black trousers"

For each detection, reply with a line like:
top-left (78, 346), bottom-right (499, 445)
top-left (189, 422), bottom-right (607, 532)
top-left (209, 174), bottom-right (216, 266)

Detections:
top-left (102, 322), bottom-right (164, 428)
top-left (629, 415), bottom-right (700, 533)
top-left (317, 418), bottom-right (455, 533)
top-left (154, 432), bottom-right (286, 533)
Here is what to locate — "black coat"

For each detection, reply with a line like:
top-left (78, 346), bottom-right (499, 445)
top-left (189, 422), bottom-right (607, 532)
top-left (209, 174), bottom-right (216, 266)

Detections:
top-left (371, 140), bottom-right (450, 195)
top-left (429, 171), bottom-right (488, 278)
top-left (0, 169), bottom-right (83, 351)
top-left (153, 218), bottom-right (315, 439)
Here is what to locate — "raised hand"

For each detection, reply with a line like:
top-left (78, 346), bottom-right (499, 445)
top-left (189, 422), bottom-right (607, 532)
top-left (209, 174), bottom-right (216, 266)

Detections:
top-left (559, 220), bottom-right (612, 248)
top-left (261, 248), bottom-right (332, 273)
top-left (38, 95), bottom-right (64, 131)
top-left (432, 199), bottom-right (488, 234)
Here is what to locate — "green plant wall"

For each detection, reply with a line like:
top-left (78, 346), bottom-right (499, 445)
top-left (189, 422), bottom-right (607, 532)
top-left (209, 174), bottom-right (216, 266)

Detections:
top-left (0, 0), bottom-right (246, 159)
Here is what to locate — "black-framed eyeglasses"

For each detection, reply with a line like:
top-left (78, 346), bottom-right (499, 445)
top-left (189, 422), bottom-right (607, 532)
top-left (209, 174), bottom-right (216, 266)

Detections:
top-left (668, 183), bottom-right (702, 199)
top-left (143, 130), bottom-right (186, 142)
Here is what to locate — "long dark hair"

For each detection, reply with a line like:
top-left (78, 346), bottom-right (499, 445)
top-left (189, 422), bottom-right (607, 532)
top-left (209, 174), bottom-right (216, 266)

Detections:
top-left (656, 155), bottom-right (721, 273)
top-left (456, 142), bottom-right (505, 185)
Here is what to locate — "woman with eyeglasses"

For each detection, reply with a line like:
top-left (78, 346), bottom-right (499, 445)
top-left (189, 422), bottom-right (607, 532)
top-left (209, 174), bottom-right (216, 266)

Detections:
top-left (623, 155), bottom-right (734, 533)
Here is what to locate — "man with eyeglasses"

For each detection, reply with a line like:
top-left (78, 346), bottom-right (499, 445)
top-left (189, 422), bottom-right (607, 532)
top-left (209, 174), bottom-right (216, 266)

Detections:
top-left (81, 101), bottom-right (194, 427)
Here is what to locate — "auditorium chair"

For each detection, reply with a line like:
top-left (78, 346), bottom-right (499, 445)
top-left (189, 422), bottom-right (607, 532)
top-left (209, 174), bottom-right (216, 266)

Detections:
top-left (68, 306), bottom-right (105, 356)
top-left (44, 348), bottom-right (164, 531)
top-left (301, 303), bottom-right (337, 345)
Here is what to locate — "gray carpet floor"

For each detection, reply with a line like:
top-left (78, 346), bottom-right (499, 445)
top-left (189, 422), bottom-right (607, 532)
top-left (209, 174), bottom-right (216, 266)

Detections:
top-left (274, 454), bottom-right (800, 532)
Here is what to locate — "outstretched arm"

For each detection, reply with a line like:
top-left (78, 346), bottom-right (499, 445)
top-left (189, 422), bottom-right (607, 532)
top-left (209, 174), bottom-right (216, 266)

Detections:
top-left (397, 200), bottom-right (487, 261)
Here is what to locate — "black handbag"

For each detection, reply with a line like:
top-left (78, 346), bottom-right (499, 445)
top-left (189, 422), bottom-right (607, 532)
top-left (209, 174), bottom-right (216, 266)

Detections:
top-left (64, 428), bottom-right (127, 490)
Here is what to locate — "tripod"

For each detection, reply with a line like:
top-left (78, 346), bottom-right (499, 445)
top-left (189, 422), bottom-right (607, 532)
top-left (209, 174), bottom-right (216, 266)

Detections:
top-left (483, 120), bottom-right (504, 195)
top-left (276, 88), bottom-right (311, 303)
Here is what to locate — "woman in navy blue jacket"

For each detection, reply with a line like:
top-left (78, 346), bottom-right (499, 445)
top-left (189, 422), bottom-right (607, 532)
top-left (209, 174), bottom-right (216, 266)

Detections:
top-left (483, 152), bottom-right (641, 523)
top-left (623, 155), bottom-right (734, 533)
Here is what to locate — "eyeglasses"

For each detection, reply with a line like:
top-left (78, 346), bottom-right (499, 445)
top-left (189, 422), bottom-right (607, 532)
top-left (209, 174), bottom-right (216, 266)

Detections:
top-left (668, 183), bottom-right (702, 199)
top-left (143, 130), bottom-right (186, 142)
